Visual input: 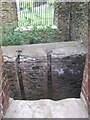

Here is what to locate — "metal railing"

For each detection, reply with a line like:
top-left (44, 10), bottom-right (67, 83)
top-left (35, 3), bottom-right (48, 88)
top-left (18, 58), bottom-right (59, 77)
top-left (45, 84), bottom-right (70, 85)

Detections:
top-left (17, 0), bottom-right (55, 26)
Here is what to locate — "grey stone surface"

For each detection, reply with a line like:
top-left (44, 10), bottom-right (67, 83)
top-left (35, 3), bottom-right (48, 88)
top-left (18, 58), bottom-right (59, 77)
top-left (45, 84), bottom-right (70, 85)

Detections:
top-left (2, 41), bottom-right (86, 58)
top-left (4, 98), bottom-right (88, 118)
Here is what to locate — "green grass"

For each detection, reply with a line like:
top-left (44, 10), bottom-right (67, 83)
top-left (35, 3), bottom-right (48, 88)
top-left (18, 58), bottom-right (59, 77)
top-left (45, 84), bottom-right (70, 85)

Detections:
top-left (2, 23), bottom-right (61, 46)
top-left (18, 2), bottom-right (55, 26)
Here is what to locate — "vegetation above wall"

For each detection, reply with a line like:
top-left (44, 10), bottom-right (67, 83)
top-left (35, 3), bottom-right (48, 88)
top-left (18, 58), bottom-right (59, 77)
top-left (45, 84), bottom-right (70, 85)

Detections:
top-left (2, 23), bottom-right (61, 46)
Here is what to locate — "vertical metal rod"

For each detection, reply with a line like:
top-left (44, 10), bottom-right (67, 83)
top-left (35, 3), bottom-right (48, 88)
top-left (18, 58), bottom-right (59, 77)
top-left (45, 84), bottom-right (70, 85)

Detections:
top-left (16, 50), bottom-right (26, 100)
top-left (47, 52), bottom-right (52, 99)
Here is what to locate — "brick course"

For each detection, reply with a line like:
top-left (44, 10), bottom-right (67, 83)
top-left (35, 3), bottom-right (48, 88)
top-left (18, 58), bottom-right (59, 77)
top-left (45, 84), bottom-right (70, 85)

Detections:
top-left (3, 53), bottom-right (86, 100)
top-left (0, 48), bottom-right (9, 120)
top-left (81, 2), bottom-right (90, 117)
top-left (0, 1), bottom-right (18, 25)
top-left (51, 54), bottom-right (86, 100)
top-left (4, 56), bottom-right (48, 100)
top-left (54, 2), bottom-right (88, 44)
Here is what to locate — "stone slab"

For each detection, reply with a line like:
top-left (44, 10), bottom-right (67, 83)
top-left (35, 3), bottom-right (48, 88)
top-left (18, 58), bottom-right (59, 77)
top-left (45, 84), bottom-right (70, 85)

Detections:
top-left (4, 98), bottom-right (88, 118)
top-left (2, 41), bottom-right (86, 58)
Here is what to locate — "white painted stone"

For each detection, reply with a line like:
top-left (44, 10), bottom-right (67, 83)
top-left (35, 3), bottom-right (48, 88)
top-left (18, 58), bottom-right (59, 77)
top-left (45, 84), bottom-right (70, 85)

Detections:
top-left (4, 98), bottom-right (88, 118)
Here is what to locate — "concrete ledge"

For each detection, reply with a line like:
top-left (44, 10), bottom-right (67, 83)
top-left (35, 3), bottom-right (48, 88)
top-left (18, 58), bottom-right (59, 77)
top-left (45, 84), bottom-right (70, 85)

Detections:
top-left (2, 41), bottom-right (86, 58)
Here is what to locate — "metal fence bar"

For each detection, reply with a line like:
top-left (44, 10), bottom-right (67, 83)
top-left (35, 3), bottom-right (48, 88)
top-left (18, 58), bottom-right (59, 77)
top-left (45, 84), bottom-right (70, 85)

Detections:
top-left (18, 0), bottom-right (54, 26)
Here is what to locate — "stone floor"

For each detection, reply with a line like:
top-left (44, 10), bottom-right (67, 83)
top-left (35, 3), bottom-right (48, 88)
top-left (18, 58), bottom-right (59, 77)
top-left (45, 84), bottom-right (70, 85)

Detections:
top-left (4, 98), bottom-right (88, 118)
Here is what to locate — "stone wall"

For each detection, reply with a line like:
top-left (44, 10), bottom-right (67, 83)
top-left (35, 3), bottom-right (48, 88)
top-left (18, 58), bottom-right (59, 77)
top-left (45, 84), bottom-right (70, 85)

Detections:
top-left (4, 56), bottom-right (48, 100)
top-left (3, 57), bottom-right (21, 100)
top-left (3, 43), bottom-right (86, 100)
top-left (86, 40), bottom-right (90, 117)
top-left (0, 48), bottom-right (9, 120)
top-left (0, 0), bottom-right (18, 25)
top-left (0, 1), bottom-right (88, 44)
top-left (0, 48), bottom-right (3, 120)
top-left (81, 55), bottom-right (88, 109)
top-left (54, 2), bottom-right (88, 44)
top-left (20, 56), bottom-right (48, 100)
top-left (54, 2), bottom-right (70, 41)
top-left (51, 54), bottom-right (86, 100)
top-left (0, 41), bottom-right (89, 119)
top-left (88, 2), bottom-right (90, 116)
top-left (81, 2), bottom-right (90, 117)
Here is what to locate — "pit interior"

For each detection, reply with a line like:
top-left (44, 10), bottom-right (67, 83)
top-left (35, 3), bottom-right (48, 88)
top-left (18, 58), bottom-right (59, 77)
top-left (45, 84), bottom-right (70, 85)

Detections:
top-left (2, 41), bottom-right (86, 101)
